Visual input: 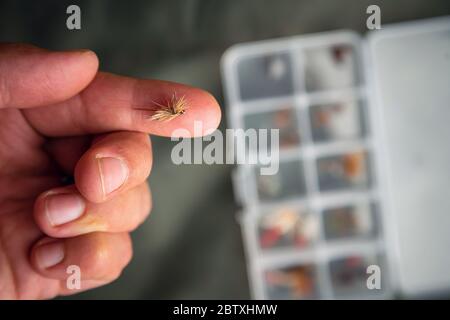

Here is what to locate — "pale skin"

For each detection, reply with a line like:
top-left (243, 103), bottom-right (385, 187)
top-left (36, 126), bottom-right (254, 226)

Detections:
top-left (0, 43), bottom-right (221, 299)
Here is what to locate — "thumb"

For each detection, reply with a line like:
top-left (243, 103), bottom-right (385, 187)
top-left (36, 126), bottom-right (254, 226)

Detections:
top-left (0, 43), bottom-right (99, 109)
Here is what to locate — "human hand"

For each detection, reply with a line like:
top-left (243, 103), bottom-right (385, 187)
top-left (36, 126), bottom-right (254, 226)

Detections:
top-left (0, 43), bottom-right (221, 299)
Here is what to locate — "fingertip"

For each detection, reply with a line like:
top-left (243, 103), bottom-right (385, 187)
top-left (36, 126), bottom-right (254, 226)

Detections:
top-left (48, 49), bottom-right (99, 100)
top-left (207, 93), bottom-right (222, 134)
top-left (30, 233), bottom-right (132, 281)
top-left (74, 132), bottom-right (152, 203)
top-left (149, 88), bottom-right (222, 138)
top-left (30, 237), bottom-right (66, 273)
top-left (34, 182), bottom-right (152, 239)
top-left (0, 44), bottom-right (99, 109)
top-left (33, 186), bottom-right (89, 237)
top-left (192, 91), bottom-right (222, 137)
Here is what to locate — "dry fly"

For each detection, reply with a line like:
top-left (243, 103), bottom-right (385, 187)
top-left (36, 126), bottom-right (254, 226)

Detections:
top-left (149, 93), bottom-right (187, 122)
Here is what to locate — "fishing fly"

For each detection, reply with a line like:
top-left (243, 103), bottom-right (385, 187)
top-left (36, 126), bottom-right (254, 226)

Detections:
top-left (149, 93), bottom-right (187, 122)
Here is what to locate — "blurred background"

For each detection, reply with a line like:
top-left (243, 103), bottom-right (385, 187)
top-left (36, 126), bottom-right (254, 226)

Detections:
top-left (0, 0), bottom-right (449, 299)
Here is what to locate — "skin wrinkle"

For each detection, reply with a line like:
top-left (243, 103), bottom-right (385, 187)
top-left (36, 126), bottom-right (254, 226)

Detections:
top-left (130, 77), bottom-right (148, 124)
top-left (0, 110), bottom-right (44, 171)
top-left (71, 89), bottom-right (91, 135)
top-left (0, 118), bottom-right (53, 180)
top-left (20, 55), bottom-right (97, 137)
top-left (0, 205), bottom-right (36, 299)
top-left (17, 109), bottom-right (44, 145)
top-left (40, 64), bottom-right (59, 105)
top-left (0, 67), bottom-right (11, 108)
top-left (74, 74), bottom-right (115, 134)
top-left (0, 230), bottom-right (18, 299)
top-left (0, 175), bottom-right (53, 212)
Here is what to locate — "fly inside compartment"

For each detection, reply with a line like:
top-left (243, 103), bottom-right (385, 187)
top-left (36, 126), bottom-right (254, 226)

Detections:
top-left (222, 31), bottom-right (390, 299)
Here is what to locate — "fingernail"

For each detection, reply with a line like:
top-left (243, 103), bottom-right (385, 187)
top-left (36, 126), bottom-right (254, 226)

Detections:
top-left (45, 193), bottom-right (85, 226)
top-left (35, 241), bottom-right (65, 269)
top-left (97, 156), bottom-right (128, 196)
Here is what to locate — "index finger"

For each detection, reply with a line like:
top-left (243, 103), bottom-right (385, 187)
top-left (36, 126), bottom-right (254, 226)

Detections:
top-left (23, 72), bottom-right (221, 138)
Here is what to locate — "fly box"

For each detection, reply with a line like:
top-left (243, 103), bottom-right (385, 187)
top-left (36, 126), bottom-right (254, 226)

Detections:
top-left (221, 16), bottom-right (450, 299)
